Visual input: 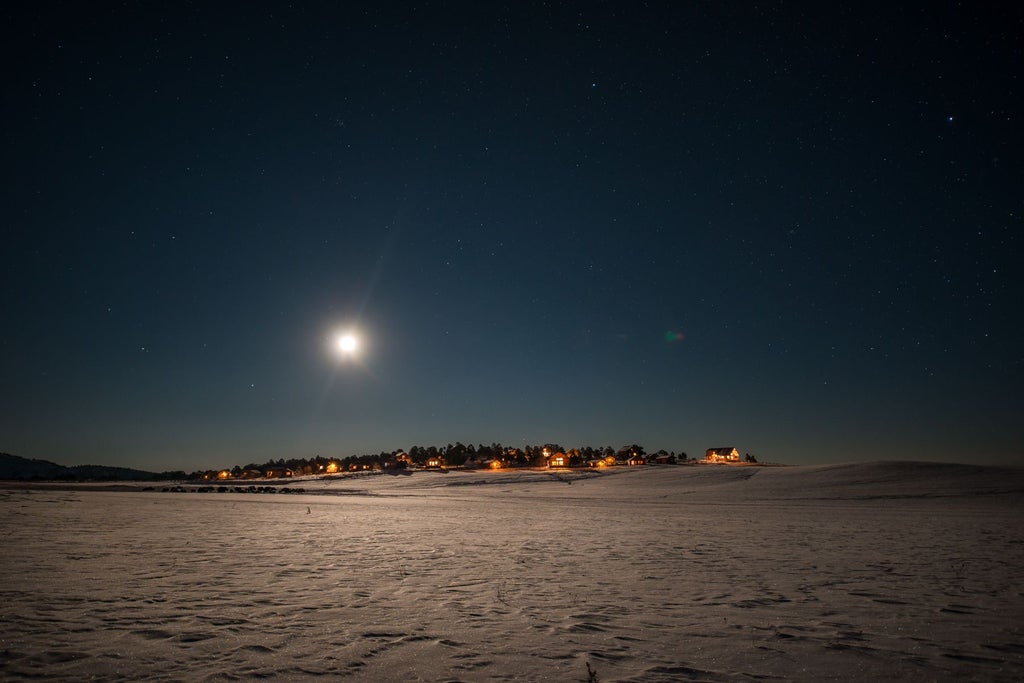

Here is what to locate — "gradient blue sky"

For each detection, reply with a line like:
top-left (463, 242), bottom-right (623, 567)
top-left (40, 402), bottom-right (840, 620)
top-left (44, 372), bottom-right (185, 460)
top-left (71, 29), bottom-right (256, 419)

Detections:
top-left (3, 2), bottom-right (1021, 470)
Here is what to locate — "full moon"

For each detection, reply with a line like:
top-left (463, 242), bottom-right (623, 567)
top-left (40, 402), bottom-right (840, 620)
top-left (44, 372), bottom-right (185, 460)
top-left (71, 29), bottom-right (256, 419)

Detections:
top-left (337, 334), bottom-right (358, 353)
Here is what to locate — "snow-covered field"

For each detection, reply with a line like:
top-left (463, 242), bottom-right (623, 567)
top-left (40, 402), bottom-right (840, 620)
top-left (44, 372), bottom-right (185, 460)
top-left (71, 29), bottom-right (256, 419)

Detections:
top-left (2, 462), bottom-right (1023, 682)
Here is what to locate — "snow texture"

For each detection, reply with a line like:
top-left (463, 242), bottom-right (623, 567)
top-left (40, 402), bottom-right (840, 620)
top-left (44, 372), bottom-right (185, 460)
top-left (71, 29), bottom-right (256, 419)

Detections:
top-left (2, 462), bottom-right (1023, 681)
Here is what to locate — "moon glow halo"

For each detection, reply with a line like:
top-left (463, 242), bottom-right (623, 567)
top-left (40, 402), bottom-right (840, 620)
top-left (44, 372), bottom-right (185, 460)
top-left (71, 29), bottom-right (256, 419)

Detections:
top-left (337, 334), bottom-right (358, 354)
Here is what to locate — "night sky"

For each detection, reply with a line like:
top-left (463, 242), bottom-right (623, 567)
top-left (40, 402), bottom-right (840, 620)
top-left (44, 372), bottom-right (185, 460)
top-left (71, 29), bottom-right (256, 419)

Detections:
top-left (3, 3), bottom-right (1021, 471)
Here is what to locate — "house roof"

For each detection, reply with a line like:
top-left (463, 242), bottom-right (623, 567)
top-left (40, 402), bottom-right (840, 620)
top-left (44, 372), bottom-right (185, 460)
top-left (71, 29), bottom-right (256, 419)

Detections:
top-left (706, 447), bottom-right (737, 454)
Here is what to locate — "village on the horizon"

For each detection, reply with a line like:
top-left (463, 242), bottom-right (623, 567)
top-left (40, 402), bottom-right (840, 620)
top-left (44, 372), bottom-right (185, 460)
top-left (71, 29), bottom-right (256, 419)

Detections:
top-left (192, 444), bottom-right (764, 482)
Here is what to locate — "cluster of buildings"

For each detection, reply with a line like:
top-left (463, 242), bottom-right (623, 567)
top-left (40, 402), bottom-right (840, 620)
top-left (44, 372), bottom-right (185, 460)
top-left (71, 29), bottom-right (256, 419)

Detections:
top-left (193, 446), bottom-right (751, 481)
top-left (544, 447), bottom-right (746, 468)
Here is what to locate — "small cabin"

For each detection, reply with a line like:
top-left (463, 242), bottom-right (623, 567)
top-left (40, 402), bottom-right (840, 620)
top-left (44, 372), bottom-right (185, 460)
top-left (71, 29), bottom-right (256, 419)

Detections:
top-left (704, 447), bottom-right (740, 463)
top-left (424, 456), bottom-right (445, 469)
top-left (265, 467), bottom-right (294, 478)
top-left (627, 456), bottom-right (646, 466)
top-left (547, 453), bottom-right (568, 468)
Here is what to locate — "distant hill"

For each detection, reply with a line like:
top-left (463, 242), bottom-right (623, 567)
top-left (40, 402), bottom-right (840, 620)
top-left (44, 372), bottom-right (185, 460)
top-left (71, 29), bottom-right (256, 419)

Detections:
top-left (0, 453), bottom-right (169, 481)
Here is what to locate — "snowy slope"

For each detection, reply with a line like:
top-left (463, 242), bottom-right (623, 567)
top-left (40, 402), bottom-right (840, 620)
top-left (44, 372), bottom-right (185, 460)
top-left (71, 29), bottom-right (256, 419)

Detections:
top-left (2, 462), bottom-right (1022, 681)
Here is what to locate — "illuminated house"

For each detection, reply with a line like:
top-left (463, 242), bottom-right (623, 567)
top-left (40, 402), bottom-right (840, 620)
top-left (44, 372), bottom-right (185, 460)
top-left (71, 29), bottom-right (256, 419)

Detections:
top-left (617, 445), bottom-right (644, 465)
top-left (424, 455), bottom-right (445, 469)
top-left (547, 452), bottom-right (568, 468)
top-left (704, 447), bottom-right (740, 463)
top-left (265, 467), bottom-right (294, 478)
